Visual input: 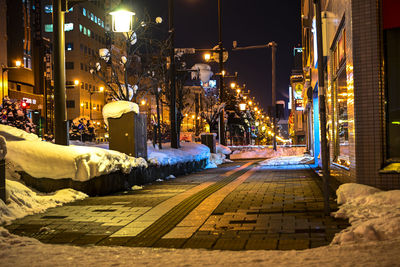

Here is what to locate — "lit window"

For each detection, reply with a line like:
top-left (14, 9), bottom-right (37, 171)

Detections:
top-left (83, 27), bottom-right (87, 35)
top-left (66, 43), bottom-right (74, 51)
top-left (90, 13), bottom-right (94, 21)
top-left (79, 24), bottom-right (83, 32)
top-left (87, 29), bottom-right (91, 37)
top-left (82, 8), bottom-right (86, 16)
top-left (65, 23), bottom-right (74, 32)
top-left (44, 5), bottom-right (52, 13)
top-left (101, 21), bottom-right (104, 28)
top-left (95, 16), bottom-right (98, 23)
top-left (98, 19), bottom-right (101, 26)
top-left (44, 24), bottom-right (53, 32)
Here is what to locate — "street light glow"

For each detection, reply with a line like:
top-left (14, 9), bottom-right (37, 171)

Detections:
top-left (110, 10), bottom-right (135, 33)
top-left (99, 86), bottom-right (104, 92)
top-left (15, 60), bottom-right (22, 67)
top-left (230, 82), bottom-right (236, 89)
top-left (236, 88), bottom-right (241, 94)
top-left (248, 101), bottom-right (253, 106)
top-left (204, 53), bottom-right (211, 61)
top-left (239, 103), bottom-right (246, 111)
top-left (140, 99), bottom-right (146, 105)
top-left (74, 79), bottom-right (80, 86)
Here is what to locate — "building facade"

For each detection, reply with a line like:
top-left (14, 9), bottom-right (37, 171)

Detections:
top-left (301, 0), bottom-right (400, 189)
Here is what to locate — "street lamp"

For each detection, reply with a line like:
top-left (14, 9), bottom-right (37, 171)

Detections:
top-left (15, 60), bottom-right (22, 68)
top-left (74, 79), bottom-right (80, 86)
top-left (204, 53), bottom-right (211, 62)
top-left (110, 9), bottom-right (135, 33)
top-left (239, 103), bottom-right (246, 111)
top-left (1, 62), bottom-right (24, 104)
top-left (230, 82), bottom-right (236, 89)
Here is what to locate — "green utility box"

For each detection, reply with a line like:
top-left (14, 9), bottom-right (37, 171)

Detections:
top-left (108, 112), bottom-right (147, 159)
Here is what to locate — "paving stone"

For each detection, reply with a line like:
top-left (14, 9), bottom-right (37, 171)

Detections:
top-left (278, 239), bottom-right (310, 250)
top-left (183, 238), bottom-right (217, 249)
top-left (213, 238), bottom-right (247, 250)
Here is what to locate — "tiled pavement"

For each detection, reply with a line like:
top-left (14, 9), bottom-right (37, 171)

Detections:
top-left (5, 160), bottom-right (348, 250)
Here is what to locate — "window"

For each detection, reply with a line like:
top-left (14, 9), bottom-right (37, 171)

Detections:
top-left (80, 63), bottom-right (83, 70)
top-left (65, 62), bottom-right (74, 69)
top-left (84, 46), bottom-right (87, 54)
top-left (83, 27), bottom-right (87, 35)
top-left (85, 102), bottom-right (88, 109)
top-left (95, 16), bottom-right (98, 23)
top-left (385, 27), bottom-right (400, 160)
top-left (79, 24), bottom-right (83, 32)
top-left (44, 24), bottom-right (53, 32)
top-left (87, 29), bottom-right (91, 37)
top-left (90, 13), bottom-right (94, 21)
top-left (82, 8), bottom-right (86, 16)
top-left (81, 82), bottom-right (84, 89)
top-left (66, 100), bottom-right (75, 108)
top-left (16, 84), bottom-right (21, 91)
top-left (80, 44), bottom-right (83, 51)
top-left (65, 23), bottom-right (74, 32)
top-left (85, 83), bottom-right (88, 90)
top-left (66, 43), bottom-right (73, 51)
top-left (331, 27), bottom-right (350, 167)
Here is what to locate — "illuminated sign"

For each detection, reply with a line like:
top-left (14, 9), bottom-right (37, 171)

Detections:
top-left (201, 80), bottom-right (216, 88)
top-left (295, 99), bottom-right (304, 111)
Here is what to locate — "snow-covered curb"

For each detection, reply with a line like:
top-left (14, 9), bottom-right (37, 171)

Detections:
top-left (230, 146), bottom-right (306, 159)
top-left (0, 124), bottom-right (147, 182)
top-left (147, 142), bottom-right (210, 166)
top-left (331, 183), bottom-right (400, 244)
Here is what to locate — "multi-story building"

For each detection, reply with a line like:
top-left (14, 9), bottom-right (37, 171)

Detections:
top-left (301, 0), bottom-right (400, 189)
top-left (41, 1), bottom-right (109, 131)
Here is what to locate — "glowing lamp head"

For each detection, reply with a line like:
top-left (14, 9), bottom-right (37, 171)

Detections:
top-left (248, 101), bottom-right (252, 106)
top-left (140, 100), bottom-right (146, 105)
top-left (191, 115), bottom-right (195, 119)
top-left (230, 82), bottom-right (236, 89)
top-left (74, 79), bottom-right (80, 86)
top-left (236, 89), bottom-right (241, 94)
top-left (262, 126), bottom-right (266, 131)
top-left (255, 121), bottom-right (259, 126)
top-left (109, 9), bottom-right (135, 32)
top-left (239, 103), bottom-right (246, 111)
top-left (254, 107), bottom-right (258, 111)
top-left (204, 53), bottom-right (211, 61)
top-left (80, 103), bottom-right (84, 107)
top-left (15, 60), bottom-right (22, 67)
top-left (99, 86), bottom-right (104, 92)
top-left (221, 70), bottom-right (226, 76)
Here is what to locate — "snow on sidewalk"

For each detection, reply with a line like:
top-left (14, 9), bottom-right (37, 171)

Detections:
top-left (0, 226), bottom-right (399, 266)
top-left (259, 155), bottom-right (314, 166)
top-left (0, 179), bottom-right (87, 225)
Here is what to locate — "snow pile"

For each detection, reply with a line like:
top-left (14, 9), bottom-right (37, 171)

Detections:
top-left (216, 144), bottom-right (231, 155)
top-left (230, 146), bottom-right (306, 159)
top-left (148, 142), bottom-right (210, 166)
top-left (0, 179), bottom-right (87, 225)
top-left (260, 155), bottom-right (314, 166)
top-left (102, 101), bottom-right (139, 126)
top-left (1, 124), bottom-right (147, 181)
top-left (332, 183), bottom-right (400, 244)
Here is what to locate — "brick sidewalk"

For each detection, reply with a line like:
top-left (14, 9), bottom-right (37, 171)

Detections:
top-left (5, 161), bottom-right (348, 250)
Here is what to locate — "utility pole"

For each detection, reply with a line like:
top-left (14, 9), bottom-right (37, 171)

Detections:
top-left (218, 0), bottom-right (226, 145)
top-left (169, 0), bottom-right (178, 148)
top-left (314, 0), bottom-right (330, 215)
top-left (53, 0), bottom-right (69, 145)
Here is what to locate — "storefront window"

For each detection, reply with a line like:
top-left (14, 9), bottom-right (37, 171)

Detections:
top-left (385, 28), bottom-right (400, 161)
top-left (332, 28), bottom-right (350, 167)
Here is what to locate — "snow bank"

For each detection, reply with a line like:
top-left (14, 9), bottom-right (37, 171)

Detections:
top-left (0, 179), bottom-right (87, 225)
top-left (1, 124), bottom-right (147, 181)
top-left (332, 183), bottom-right (400, 244)
top-left (1, 227), bottom-right (400, 267)
top-left (148, 142), bottom-right (210, 166)
top-left (230, 146), bottom-right (305, 159)
top-left (216, 144), bottom-right (231, 155)
top-left (102, 101), bottom-right (139, 126)
top-left (260, 155), bottom-right (314, 166)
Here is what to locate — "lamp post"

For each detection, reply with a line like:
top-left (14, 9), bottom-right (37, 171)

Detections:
top-left (232, 41), bottom-right (278, 150)
top-left (1, 62), bottom-right (24, 103)
top-left (53, 0), bottom-right (68, 145)
top-left (217, 0), bottom-right (226, 145)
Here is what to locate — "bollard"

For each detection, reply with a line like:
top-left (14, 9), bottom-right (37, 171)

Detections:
top-left (0, 136), bottom-right (6, 202)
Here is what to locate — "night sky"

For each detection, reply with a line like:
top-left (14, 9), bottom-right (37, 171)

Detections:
top-left (130, 0), bottom-right (301, 112)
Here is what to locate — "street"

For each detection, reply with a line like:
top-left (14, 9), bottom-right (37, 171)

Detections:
top-left (6, 160), bottom-right (348, 250)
